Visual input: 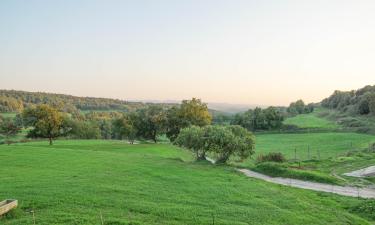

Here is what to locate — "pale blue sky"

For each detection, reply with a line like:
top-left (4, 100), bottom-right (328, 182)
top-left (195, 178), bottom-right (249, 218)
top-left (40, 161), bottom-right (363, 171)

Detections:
top-left (1, 0), bottom-right (375, 105)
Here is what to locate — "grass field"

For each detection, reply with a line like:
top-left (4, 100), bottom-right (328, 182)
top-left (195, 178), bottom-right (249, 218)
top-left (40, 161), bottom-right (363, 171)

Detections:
top-left (0, 112), bottom-right (17, 118)
top-left (0, 140), bottom-right (372, 225)
top-left (284, 109), bottom-right (340, 129)
top-left (254, 132), bottom-right (375, 160)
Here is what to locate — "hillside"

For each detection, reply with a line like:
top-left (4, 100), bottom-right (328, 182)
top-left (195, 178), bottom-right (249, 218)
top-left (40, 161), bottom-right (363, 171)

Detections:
top-left (0, 140), bottom-right (372, 225)
top-left (0, 90), bottom-right (173, 113)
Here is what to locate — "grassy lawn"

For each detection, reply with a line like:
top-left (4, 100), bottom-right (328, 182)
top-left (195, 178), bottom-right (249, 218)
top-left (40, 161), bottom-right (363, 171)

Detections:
top-left (253, 132), bottom-right (375, 161)
top-left (284, 109), bottom-right (340, 129)
top-left (0, 140), bottom-right (372, 225)
top-left (0, 112), bottom-right (17, 118)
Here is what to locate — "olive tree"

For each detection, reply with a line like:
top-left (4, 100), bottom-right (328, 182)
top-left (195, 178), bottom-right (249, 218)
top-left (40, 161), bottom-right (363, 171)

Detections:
top-left (175, 125), bottom-right (255, 164)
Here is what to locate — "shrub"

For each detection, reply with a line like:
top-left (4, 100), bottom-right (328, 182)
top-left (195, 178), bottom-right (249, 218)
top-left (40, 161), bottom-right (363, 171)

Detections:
top-left (256, 152), bottom-right (286, 163)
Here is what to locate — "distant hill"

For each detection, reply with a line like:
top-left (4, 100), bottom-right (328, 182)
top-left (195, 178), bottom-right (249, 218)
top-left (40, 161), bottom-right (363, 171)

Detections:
top-left (0, 89), bottom-right (174, 113)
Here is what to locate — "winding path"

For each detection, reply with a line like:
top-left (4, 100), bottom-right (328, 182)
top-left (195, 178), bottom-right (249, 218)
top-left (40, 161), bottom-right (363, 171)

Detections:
top-left (237, 168), bottom-right (375, 198)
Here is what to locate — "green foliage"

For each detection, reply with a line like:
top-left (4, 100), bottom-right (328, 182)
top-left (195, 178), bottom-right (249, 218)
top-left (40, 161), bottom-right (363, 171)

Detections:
top-left (287, 100), bottom-right (314, 115)
top-left (112, 114), bottom-right (137, 143)
top-left (175, 125), bottom-right (255, 163)
top-left (0, 89), bottom-right (167, 113)
top-left (174, 125), bottom-right (206, 159)
top-left (63, 118), bottom-right (102, 139)
top-left (256, 152), bottom-right (286, 163)
top-left (22, 104), bottom-right (64, 145)
top-left (166, 98), bottom-right (212, 141)
top-left (134, 105), bottom-right (167, 143)
top-left (0, 95), bottom-right (24, 112)
top-left (322, 85), bottom-right (375, 116)
top-left (0, 140), bottom-right (370, 224)
top-left (0, 117), bottom-right (22, 144)
top-left (231, 107), bottom-right (284, 131)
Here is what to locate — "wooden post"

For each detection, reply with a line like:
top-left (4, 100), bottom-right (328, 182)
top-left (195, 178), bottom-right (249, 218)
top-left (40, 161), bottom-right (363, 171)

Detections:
top-left (307, 145), bottom-right (310, 160)
top-left (294, 148), bottom-right (297, 161)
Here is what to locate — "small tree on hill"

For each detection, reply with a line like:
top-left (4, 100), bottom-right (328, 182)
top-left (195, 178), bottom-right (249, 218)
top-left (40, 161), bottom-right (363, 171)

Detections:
top-left (0, 117), bottom-right (22, 144)
top-left (22, 104), bottom-right (63, 145)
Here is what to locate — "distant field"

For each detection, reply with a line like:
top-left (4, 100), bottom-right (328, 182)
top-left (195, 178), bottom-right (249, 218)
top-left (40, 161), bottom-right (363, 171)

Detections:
top-left (284, 110), bottom-right (340, 129)
top-left (0, 112), bottom-right (17, 118)
top-left (0, 140), bottom-right (371, 225)
top-left (254, 132), bottom-right (375, 160)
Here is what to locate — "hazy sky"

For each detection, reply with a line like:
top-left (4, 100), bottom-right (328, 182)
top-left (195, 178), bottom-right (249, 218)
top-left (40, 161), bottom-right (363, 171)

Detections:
top-left (1, 0), bottom-right (375, 106)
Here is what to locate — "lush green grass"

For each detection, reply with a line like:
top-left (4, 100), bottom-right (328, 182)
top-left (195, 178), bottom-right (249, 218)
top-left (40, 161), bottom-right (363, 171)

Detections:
top-left (284, 109), bottom-right (340, 129)
top-left (0, 140), bottom-right (372, 224)
top-left (0, 112), bottom-right (17, 118)
top-left (253, 132), bottom-right (375, 160)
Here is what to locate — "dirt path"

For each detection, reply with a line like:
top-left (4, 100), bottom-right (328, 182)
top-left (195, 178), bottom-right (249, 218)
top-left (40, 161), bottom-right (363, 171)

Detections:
top-left (237, 168), bottom-right (375, 198)
top-left (343, 166), bottom-right (375, 178)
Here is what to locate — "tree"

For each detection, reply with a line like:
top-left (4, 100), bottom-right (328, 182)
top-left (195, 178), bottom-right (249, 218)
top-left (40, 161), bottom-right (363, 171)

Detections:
top-left (205, 125), bottom-right (255, 164)
top-left (231, 107), bottom-right (283, 131)
top-left (175, 125), bottom-right (255, 164)
top-left (166, 98), bottom-right (212, 141)
top-left (174, 125), bottom-right (206, 160)
top-left (22, 104), bottom-right (63, 145)
top-left (113, 114), bottom-right (137, 144)
top-left (135, 105), bottom-right (166, 143)
top-left (0, 117), bottom-right (22, 144)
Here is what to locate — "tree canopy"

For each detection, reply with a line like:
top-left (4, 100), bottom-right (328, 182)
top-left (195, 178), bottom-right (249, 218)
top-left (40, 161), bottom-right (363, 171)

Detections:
top-left (22, 104), bottom-right (64, 145)
top-left (175, 125), bottom-right (255, 164)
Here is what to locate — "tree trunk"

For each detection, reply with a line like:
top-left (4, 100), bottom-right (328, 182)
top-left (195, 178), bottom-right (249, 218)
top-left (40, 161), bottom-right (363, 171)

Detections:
top-left (49, 137), bottom-right (53, 145)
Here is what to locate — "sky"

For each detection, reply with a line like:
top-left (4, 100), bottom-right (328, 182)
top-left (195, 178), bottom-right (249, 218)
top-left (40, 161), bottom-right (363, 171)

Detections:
top-left (0, 0), bottom-right (375, 106)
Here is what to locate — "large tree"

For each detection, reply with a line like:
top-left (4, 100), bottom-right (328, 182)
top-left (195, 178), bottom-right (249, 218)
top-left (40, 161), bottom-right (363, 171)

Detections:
top-left (174, 125), bottom-right (206, 160)
top-left (112, 114), bottom-right (137, 144)
top-left (135, 105), bottom-right (167, 143)
top-left (22, 104), bottom-right (64, 145)
top-left (175, 125), bottom-right (255, 164)
top-left (166, 98), bottom-right (212, 141)
top-left (0, 117), bottom-right (22, 144)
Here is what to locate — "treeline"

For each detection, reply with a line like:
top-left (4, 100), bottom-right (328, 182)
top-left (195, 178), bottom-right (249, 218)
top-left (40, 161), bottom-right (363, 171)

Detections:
top-left (322, 85), bottom-right (375, 116)
top-left (287, 100), bottom-right (314, 115)
top-left (231, 107), bottom-right (284, 131)
top-left (0, 98), bottom-right (212, 144)
top-left (0, 89), bottom-right (165, 113)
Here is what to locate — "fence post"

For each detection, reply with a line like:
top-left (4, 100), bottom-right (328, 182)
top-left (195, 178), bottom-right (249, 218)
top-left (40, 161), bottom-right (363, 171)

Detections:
top-left (307, 145), bottom-right (310, 160)
top-left (294, 147), bottom-right (297, 161)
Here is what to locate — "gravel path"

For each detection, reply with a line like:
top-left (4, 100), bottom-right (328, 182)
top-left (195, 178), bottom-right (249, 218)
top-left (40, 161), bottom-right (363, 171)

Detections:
top-left (237, 168), bottom-right (375, 198)
top-left (343, 166), bottom-right (375, 178)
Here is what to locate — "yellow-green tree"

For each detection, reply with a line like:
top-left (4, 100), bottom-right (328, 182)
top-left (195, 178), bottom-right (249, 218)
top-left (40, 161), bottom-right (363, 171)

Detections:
top-left (166, 98), bottom-right (212, 141)
top-left (22, 104), bottom-right (63, 145)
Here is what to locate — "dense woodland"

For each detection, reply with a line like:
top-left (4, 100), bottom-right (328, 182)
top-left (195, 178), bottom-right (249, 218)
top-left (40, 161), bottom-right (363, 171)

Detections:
top-left (0, 89), bottom-right (169, 113)
top-left (322, 85), bottom-right (375, 116)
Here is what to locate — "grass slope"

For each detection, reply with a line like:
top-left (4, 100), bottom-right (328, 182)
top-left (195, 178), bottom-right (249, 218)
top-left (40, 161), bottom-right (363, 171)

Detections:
top-left (0, 140), bottom-right (371, 225)
top-left (254, 132), bottom-right (375, 160)
top-left (284, 109), bottom-right (340, 129)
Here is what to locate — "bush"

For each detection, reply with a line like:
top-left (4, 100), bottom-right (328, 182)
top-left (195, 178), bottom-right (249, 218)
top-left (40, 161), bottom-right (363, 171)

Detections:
top-left (256, 152), bottom-right (286, 163)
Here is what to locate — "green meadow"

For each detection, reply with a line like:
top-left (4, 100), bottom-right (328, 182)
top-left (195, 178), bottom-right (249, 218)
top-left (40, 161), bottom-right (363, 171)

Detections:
top-left (283, 108), bottom-right (340, 129)
top-left (254, 132), bottom-right (375, 160)
top-left (0, 140), bottom-right (372, 225)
